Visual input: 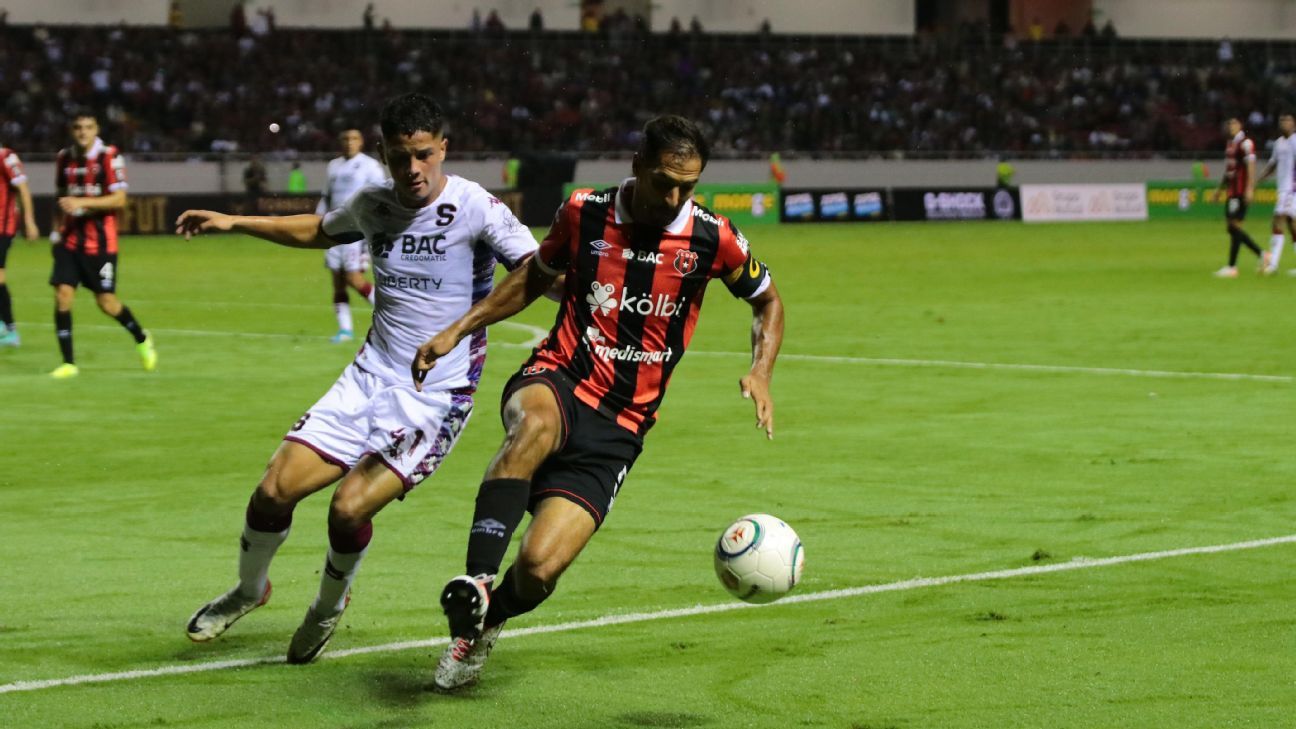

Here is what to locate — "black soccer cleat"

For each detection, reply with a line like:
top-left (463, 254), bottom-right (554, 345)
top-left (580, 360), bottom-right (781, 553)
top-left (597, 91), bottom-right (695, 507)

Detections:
top-left (440, 575), bottom-right (489, 641)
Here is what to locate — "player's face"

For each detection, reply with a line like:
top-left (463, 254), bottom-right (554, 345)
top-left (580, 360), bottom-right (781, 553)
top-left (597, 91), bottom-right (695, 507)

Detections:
top-left (1281, 116), bottom-right (1295, 136)
top-left (380, 131), bottom-right (447, 206)
top-left (631, 151), bottom-right (704, 228)
top-left (339, 129), bottom-right (364, 158)
top-left (1226, 119), bottom-right (1242, 137)
top-left (70, 116), bottom-right (99, 150)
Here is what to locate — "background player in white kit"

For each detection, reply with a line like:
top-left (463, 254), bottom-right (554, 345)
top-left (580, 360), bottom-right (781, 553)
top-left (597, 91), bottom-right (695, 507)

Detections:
top-left (318, 127), bottom-right (387, 341)
top-left (174, 93), bottom-right (540, 663)
top-left (1256, 113), bottom-right (1296, 275)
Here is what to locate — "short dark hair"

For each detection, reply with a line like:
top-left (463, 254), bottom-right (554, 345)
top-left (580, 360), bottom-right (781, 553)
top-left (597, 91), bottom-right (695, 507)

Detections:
top-left (379, 93), bottom-right (446, 139)
top-left (638, 115), bottom-right (710, 169)
top-left (70, 108), bottom-right (98, 123)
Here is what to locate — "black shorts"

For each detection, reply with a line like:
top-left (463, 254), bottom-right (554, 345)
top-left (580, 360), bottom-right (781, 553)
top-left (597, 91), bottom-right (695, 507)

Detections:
top-left (501, 367), bottom-right (644, 529)
top-left (50, 246), bottom-right (118, 293)
top-left (1226, 196), bottom-right (1248, 221)
top-left (0, 236), bottom-right (11, 268)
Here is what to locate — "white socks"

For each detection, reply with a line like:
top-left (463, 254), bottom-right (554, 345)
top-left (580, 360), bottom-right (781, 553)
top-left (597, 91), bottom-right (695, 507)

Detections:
top-left (237, 523), bottom-right (289, 600)
top-left (1270, 234), bottom-right (1285, 268)
top-left (334, 302), bottom-right (353, 333)
top-left (313, 547), bottom-right (368, 615)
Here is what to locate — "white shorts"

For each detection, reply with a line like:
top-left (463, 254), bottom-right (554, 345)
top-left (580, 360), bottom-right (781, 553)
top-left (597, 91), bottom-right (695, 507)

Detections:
top-left (325, 241), bottom-right (370, 273)
top-left (1277, 191), bottom-right (1296, 219)
top-left (284, 362), bottom-right (475, 489)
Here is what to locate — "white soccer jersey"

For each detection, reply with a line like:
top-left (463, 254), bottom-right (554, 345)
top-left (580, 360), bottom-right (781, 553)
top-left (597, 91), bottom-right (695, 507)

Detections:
top-left (316, 153), bottom-right (387, 215)
top-left (322, 175), bottom-right (538, 390)
top-left (1271, 134), bottom-right (1296, 196)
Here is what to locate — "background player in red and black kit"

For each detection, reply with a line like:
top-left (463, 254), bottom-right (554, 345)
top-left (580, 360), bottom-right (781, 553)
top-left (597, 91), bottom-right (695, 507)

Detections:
top-left (49, 110), bottom-right (156, 378)
top-left (1211, 117), bottom-right (1262, 278)
top-left (0, 143), bottom-right (41, 346)
top-left (412, 115), bottom-right (785, 690)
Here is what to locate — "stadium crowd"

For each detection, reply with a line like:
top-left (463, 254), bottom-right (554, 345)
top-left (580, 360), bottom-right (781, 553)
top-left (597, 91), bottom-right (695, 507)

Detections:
top-left (1, 21), bottom-right (1293, 156)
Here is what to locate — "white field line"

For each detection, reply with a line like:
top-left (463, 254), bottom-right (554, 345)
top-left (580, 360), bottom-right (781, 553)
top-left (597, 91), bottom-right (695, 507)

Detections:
top-left (12, 322), bottom-right (1288, 383)
top-left (2, 533), bottom-right (1293, 695)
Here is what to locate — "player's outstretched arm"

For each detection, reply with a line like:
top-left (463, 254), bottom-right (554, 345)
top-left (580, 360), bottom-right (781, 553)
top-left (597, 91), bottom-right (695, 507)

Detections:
top-left (175, 210), bottom-right (332, 249)
top-left (739, 279), bottom-right (784, 440)
top-left (412, 255), bottom-right (557, 390)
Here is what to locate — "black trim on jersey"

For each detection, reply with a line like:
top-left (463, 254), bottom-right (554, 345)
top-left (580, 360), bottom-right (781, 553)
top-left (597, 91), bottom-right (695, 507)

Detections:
top-left (597, 219), bottom-right (664, 420)
top-left (560, 187), bottom-right (610, 383)
top-left (643, 210), bottom-right (723, 423)
top-left (93, 217), bottom-right (108, 253)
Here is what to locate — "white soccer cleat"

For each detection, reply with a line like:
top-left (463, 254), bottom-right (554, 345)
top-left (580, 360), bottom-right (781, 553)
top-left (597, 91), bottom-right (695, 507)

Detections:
top-left (286, 595), bottom-right (350, 664)
top-left (1213, 266), bottom-right (1239, 279)
top-left (434, 621), bottom-right (503, 691)
top-left (440, 574), bottom-right (490, 640)
top-left (186, 581), bottom-right (272, 642)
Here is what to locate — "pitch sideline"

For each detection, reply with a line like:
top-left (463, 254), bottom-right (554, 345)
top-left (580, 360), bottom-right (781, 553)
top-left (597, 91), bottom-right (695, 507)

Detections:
top-left (15, 321), bottom-right (1290, 383)
top-left (2, 533), bottom-right (1293, 695)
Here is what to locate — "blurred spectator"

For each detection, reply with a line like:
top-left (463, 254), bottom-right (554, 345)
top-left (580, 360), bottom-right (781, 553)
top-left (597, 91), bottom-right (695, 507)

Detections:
top-left (1028, 17), bottom-right (1043, 41)
top-left (470, 8), bottom-right (481, 32)
top-left (363, 3), bottom-right (375, 32)
top-left (759, 18), bottom-right (771, 35)
top-left (243, 156), bottom-right (268, 195)
top-left (1218, 38), bottom-right (1233, 62)
top-left (230, 2), bottom-right (247, 36)
top-left (168, 1), bottom-right (183, 30)
top-left (1081, 18), bottom-right (1096, 38)
top-left (485, 10), bottom-right (505, 34)
top-left (1054, 20), bottom-right (1070, 37)
top-left (689, 16), bottom-right (703, 34)
top-left (529, 7), bottom-right (544, 32)
top-left (1100, 19), bottom-right (1117, 39)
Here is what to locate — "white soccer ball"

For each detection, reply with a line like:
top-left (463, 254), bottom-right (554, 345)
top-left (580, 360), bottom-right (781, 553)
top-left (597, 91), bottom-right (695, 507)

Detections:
top-left (714, 513), bottom-right (804, 604)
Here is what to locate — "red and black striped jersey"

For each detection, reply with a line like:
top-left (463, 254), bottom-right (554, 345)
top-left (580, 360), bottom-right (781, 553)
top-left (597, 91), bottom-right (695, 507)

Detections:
top-left (1224, 131), bottom-right (1256, 197)
top-left (0, 147), bottom-right (29, 238)
top-left (526, 180), bottom-right (772, 436)
top-left (56, 137), bottom-right (128, 255)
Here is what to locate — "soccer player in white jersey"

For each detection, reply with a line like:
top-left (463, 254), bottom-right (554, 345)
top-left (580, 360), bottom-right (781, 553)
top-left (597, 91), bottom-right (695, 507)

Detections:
top-left (174, 93), bottom-right (541, 663)
top-left (1256, 113), bottom-right (1296, 275)
top-left (319, 127), bottom-right (388, 342)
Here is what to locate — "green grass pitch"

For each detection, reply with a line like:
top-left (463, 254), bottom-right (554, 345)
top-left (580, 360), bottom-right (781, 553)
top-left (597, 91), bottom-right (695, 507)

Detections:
top-left (1, 220), bottom-right (1294, 727)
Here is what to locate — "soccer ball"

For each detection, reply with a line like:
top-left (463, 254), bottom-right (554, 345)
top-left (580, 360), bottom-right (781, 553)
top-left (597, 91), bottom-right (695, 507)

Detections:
top-left (713, 513), bottom-right (804, 604)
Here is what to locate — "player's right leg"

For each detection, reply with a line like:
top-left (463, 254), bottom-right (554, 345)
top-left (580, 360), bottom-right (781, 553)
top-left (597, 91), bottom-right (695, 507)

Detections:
top-left (186, 442), bottom-right (343, 642)
top-left (1266, 215), bottom-right (1286, 274)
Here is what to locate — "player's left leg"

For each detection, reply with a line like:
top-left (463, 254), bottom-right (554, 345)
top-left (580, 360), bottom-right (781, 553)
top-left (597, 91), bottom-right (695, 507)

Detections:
top-left (329, 267), bottom-right (353, 343)
top-left (0, 236), bottom-right (17, 346)
top-left (286, 454), bottom-right (406, 664)
top-left (94, 291), bottom-right (155, 371)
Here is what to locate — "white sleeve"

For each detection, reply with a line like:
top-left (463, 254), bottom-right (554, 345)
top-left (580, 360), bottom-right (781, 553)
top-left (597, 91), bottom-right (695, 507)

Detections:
top-left (321, 191), bottom-right (364, 244)
top-left (477, 194), bottom-right (537, 270)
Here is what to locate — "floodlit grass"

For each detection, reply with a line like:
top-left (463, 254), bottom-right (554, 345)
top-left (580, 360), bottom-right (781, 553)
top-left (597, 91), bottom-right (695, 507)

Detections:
top-left (1, 220), bottom-right (1293, 727)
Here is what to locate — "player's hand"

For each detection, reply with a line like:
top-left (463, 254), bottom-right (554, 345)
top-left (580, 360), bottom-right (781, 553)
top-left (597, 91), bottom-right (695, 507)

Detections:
top-left (56, 197), bottom-right (83, 214)
top-left (176, 210), bottom-right (234, 240)
top-left (412, 329), bottom-right (460, 392)
top-left (1245, 189), bottom-right (1255, 204)
top-left (22, 220), bottom-right (39, 240)
top-left (739, 373), bottom-right (774, 440)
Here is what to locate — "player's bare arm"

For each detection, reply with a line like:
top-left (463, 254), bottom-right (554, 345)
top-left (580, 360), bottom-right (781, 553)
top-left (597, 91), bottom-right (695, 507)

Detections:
top-left (16, 180), bottom-right (38, 239)
top-left (1246, 158), bottom-right (1256, 203)
top-left (739, 280), bottom-right (784, 440)
top-left (412, 255), bottom-right (556, 390)
top-left (58, 189), bottom-right (126, 214)
top-left (176, 211), bottom-right (334, 249)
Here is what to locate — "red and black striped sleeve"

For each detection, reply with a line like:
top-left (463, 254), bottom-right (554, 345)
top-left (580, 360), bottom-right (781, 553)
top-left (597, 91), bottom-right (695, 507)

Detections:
top-left (533, 193), bottom-right (583, 276)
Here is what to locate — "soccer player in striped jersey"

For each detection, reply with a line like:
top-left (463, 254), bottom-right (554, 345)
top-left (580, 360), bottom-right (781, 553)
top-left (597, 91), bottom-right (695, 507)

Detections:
top-left (177, 93), bottom-right (543, 664)
top-left (412, 115), bottom-right (785, 690)
top-left (1211, 117), bottom-right (1264, 278)
top-left (318, 127), bottom-right (387, 342)
top-left (1255, 113), bottom-right (1296, 275)
top-left (0, 143), bottom-right (40, 346)
top-left (49, 110), bottom-right (156, 378)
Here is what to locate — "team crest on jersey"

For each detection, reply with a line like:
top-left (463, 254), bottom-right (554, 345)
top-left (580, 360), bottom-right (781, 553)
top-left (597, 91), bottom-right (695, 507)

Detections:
top-left (673, 249), bottom-right (699, 276)
top-left (587, 282), bottom-right (618, 314)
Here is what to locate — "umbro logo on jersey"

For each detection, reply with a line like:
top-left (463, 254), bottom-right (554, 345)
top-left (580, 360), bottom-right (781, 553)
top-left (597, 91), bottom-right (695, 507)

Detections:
top-left (590, 239), bottom-right (612, 257)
